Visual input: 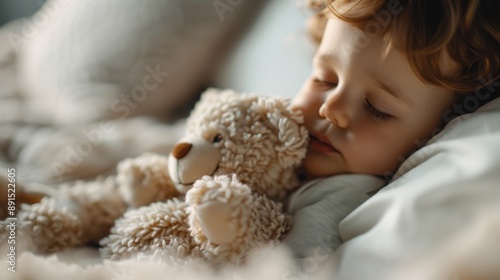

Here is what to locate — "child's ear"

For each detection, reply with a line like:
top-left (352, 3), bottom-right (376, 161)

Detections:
top-left (254, 96), bottom-right (309, 168)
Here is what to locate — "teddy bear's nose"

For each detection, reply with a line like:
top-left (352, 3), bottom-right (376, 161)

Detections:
top-left (171, 142), bottom-right (192, 159)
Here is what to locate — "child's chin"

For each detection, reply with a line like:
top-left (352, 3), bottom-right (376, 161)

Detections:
top-left (303, 153), bottom-right (345, 179)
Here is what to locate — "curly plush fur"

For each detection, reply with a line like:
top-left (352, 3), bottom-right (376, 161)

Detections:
top-left (10, 88), bottom-right (308, 265)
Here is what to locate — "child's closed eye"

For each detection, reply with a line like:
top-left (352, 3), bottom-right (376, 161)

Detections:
top-left (312, 77), bottom-right (337, 88)
top-left (364, 99), bottom-right (393, 121)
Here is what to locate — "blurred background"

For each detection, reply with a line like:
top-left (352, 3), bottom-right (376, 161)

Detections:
top-left (0, 0), bottom-right (314, 97)
top-left (0, 0), bottom-right (46, 26)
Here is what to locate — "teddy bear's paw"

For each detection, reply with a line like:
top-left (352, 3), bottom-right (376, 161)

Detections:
top-left (17, 198), bottom-right (83, 252)
top-left (116, 153), bottom-right (178, 207)
top-left (186, 174), bottom-right (256, 246)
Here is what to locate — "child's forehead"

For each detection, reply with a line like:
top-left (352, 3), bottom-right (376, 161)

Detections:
top-left (319, 17), bottom-right (458, 88)
top-left (317, 18), bottom-right (401, 66)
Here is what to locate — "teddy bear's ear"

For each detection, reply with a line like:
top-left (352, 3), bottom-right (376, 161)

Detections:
top-left (199, 87), bottom-right (230, 100)
top-left (189, 88), bottom-right (247, 119)
top-left (253, 96), bottom-right (309, 168)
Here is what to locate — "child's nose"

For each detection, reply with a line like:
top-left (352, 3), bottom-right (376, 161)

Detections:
top-left (319, 91), bottom-right (351, 128)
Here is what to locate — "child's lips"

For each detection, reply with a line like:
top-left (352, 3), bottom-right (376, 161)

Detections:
top-left (309, 134), bottom-right (340, 154)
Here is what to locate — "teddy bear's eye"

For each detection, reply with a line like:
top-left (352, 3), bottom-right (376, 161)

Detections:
top-left (212, 134), bottom-right (223, 143)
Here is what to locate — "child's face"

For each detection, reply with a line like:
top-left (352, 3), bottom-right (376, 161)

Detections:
top-left (291, 17), bottom-right (456, 178)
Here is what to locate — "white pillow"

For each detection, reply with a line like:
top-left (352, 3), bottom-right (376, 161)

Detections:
top-left (16, 0), bottom-right (257, 125)
top-left (331, 97), bottom-right (500, 279)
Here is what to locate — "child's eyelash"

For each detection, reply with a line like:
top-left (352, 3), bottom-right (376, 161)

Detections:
top-left (312, 77), bottom-right (336, 87)
top-left (364, 100), bottom-right (393, 121)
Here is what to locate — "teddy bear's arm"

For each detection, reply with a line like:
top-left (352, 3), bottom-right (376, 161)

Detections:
top-left (116, 153), bottom-right (180, 207)
top-left (186, 174), bottom-right (290, 264)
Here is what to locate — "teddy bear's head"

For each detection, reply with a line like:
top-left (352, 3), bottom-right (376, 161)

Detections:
top-left (168, 89), bottom-right (308, 200)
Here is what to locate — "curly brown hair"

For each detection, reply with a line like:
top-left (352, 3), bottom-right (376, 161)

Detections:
top-left (306, 0), bottom-right (500, 94)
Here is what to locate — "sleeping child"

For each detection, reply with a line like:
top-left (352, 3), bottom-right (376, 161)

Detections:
top-left (282, 0), bottom-right (500, 261)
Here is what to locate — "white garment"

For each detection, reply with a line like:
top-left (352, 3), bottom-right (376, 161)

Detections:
top-left (283, 174), bottom-right (386, 258)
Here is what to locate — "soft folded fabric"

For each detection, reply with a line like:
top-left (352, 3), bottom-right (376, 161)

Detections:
top-left (283, 174), bottom-right (385, 258)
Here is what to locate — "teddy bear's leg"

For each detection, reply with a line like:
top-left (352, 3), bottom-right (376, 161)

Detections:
top-left (17, 177), bottom-right (127, 253)
top-left (16, 195), bottom-right (85, 252)
top-left (116, 153), bottom-right (179, 208)
top-left (186, 174), bottom-right (291, 264)
top-left (100, 198), bottom-right (201, 261)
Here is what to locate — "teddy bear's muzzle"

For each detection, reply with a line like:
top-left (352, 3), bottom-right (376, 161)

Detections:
top-left (168, 136), bottom-right (222, 193)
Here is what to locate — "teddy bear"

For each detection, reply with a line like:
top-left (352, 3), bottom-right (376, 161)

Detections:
top-left (10, 88), bottom-right (308, 265)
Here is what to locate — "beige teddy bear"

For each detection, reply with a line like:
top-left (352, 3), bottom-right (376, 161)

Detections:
top-left (12, 88), bottom-right (308, 265)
